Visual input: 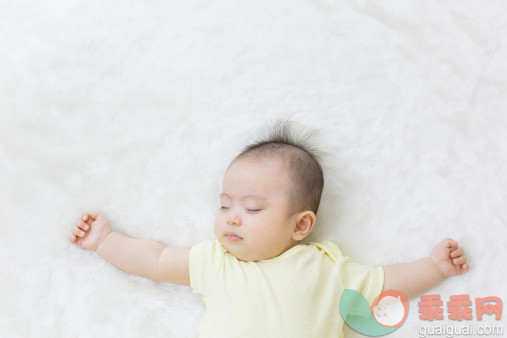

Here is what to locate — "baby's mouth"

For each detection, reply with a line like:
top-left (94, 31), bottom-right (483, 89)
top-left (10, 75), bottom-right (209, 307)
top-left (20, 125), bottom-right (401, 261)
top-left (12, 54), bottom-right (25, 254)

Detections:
top-left (225, 233), bottom-right (243, 241)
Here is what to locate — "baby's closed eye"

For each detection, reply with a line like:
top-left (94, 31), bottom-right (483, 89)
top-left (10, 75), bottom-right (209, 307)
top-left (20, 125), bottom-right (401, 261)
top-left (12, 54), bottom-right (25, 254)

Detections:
top-left (220, 206), bottom-right (261, 213)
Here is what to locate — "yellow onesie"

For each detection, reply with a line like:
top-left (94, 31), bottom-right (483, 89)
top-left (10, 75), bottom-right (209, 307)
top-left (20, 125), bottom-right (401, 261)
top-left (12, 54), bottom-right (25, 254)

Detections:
top-left (189, 239), bottom-right (384, 338)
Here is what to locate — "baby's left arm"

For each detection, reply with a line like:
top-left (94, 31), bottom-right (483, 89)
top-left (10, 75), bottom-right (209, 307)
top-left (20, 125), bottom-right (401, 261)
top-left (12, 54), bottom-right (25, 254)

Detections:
top-left (382, 238), bottom-right (470, 300)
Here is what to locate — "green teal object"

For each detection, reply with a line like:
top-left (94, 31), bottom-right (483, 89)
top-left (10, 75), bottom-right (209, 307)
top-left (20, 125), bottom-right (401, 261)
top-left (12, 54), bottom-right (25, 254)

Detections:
top-left (339, 289), bottom-right (398, 336)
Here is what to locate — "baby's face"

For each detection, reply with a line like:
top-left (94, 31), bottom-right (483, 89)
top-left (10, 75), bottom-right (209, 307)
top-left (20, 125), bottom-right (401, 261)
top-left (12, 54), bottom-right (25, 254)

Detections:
top-left (214, 158), bottom-right (300, 262)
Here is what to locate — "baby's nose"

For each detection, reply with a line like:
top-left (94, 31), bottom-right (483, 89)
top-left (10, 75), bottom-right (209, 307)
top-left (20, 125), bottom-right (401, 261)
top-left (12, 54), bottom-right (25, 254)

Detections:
top-left (227, 216), bottom-right (241, 226)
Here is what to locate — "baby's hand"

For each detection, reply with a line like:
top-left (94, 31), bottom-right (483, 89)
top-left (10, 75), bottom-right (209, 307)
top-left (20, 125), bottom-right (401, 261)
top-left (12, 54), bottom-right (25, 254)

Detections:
top-left (429, 238), bottom-right (470, 278)
top-left (69, 212), bottom-right (112, 252)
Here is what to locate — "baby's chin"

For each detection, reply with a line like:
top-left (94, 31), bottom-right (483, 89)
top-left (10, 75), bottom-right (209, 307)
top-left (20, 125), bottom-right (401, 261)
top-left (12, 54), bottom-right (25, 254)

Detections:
top-left (234, 251), bottom-right (275, 263)
top-left (221, 240), bottom-right (267, 262)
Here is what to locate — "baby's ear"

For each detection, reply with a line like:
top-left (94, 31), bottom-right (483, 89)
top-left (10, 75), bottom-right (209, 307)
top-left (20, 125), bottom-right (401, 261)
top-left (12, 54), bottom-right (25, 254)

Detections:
top-left (293, 211), bottom-right (316, 238)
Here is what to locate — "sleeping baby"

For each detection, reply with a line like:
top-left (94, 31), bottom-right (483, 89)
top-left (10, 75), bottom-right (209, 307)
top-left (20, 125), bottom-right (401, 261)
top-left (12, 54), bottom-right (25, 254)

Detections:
top-left (69, 120), bottom-right (470, 337)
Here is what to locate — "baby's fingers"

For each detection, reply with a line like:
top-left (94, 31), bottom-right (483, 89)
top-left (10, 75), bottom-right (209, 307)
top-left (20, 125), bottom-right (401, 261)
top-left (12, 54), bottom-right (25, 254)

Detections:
top-left (450, 247), bottom-right (463, 258)
top-left (81, 213), bottom-right (95, 226)
top-left (459, 263), bottom-right (470, 274)
top-left (72, 226), bottom-right (86, 238)
top-left (75, 219), bottom-right (89, 231)
top-left (82, 212), bottom-right (102, 221)
top-left (453, 256), bottom-right (467, 265)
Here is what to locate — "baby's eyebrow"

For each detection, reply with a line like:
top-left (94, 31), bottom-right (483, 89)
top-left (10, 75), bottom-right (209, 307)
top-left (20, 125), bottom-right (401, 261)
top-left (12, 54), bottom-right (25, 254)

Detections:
top-left (219, 193), bottom-right (266, 200)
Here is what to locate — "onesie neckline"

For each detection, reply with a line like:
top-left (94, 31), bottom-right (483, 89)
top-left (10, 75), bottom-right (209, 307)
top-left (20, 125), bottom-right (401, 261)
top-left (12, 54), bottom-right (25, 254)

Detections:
top-left (214, 239), bottom-right (308, 262)
top-left (260, 243), bottom-right (307, 262)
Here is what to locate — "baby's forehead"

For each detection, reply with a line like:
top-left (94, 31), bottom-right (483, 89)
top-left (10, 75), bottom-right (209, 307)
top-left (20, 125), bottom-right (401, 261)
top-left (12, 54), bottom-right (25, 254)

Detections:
top-left (230, 157), bottom-right (289, 174)
top-left (224, 157), bottom-right (291, 187)
top-left (225, 168), bottom-right (290, 187)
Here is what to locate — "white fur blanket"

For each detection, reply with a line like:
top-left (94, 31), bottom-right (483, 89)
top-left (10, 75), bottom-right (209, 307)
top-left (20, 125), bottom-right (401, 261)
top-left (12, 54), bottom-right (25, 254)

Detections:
top-left (1, 1), bottom-right (506, 337)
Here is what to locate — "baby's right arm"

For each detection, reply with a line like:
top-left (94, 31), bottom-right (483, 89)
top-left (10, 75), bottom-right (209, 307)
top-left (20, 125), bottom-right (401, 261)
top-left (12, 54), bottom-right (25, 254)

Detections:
top-left (69, 212), bottom-right (190, 286)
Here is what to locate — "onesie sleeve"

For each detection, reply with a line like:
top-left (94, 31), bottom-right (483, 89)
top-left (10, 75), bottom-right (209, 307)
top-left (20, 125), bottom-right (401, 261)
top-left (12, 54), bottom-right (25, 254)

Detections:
top-left (189, 239), bottom-right (225, 297)
top-left (306, 240), bottom-right (384, 306)
top-left (336, 249), bottom-right (385, 306)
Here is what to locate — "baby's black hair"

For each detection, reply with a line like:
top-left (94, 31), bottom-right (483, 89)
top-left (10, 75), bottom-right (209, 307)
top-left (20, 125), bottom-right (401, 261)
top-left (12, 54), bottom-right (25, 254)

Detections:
top-left (229, 118), bottom-right (326, 217)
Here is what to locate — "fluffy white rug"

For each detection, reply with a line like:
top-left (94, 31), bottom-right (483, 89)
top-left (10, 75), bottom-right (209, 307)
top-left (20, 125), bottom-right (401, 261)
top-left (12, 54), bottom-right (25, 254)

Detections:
top-left (1, 1), bottom-right (506, 337)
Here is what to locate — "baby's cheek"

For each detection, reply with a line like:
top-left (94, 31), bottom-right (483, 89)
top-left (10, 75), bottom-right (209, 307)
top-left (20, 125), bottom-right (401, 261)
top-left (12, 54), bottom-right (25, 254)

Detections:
top-left (247, 226), bottom-right (262, 240)
top-left (213, 220), bottom-right (223, 236)
top-left (248, 225), bottom-right (271, 244)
